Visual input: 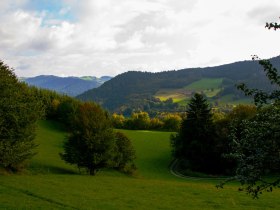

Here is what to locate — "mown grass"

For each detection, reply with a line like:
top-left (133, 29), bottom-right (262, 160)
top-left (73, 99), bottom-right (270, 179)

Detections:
top-left (118, 129), bottom-right (175, 180)
top-left (29, 121), bottom-right (76, 175)
top-left (0, 121), bottom-right (279, 209)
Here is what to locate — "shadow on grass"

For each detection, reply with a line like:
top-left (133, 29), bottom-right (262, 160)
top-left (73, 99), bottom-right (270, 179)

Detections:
top-left (29, 164), bottom-right (78, 175)
top-left (38, 120), bottom-right (66, 133)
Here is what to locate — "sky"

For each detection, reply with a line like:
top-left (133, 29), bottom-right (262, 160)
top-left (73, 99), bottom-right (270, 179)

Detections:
top-left (0, 0), bottom-right (279, 77)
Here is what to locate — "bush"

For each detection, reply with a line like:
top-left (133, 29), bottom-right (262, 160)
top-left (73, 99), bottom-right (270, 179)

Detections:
top-left (111, 132), bottom-right (136, 174)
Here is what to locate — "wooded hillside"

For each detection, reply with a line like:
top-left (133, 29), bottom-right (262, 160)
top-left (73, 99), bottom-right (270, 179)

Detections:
top-left (77, 56), bottom-right (280, 113)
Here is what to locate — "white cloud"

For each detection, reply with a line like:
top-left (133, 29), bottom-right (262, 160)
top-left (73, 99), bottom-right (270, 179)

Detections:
top-left (0, 0), bottom-right (279, 77)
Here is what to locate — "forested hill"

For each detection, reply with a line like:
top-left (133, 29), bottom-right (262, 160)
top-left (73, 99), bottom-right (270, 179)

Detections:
top-left (22, 75), bottom-right (112, 96)
top-left (77, 56), bottom-right (280, 113)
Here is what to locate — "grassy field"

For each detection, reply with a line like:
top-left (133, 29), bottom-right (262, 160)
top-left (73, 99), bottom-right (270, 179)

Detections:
top-left (155, 78), bottom-right (224, 106)
top-left (155, 88), bottom-right (189, 103)
top-left (154, 77), bottom-right (255, 107)
top-left (184, 78), bottom-right (223, 98)
top-left (0, 121), bottom-right (279, 209)
top-left (184, 78), bottom-right (223, 91)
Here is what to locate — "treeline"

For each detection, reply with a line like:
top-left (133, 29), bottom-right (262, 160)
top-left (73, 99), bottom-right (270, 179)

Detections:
top-left (120, 97), bottom-right (182, 117)
top-left (112, 111), bottom-right (184, 131)
top-left (0, 61), bottom-right (136, 175)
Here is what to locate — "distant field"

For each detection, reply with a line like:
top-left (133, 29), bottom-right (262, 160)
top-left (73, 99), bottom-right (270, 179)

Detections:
top-left (155, 78), bottom-right (223, 105)
top-left (155, 78), bottom-right (254, 106)
top-left (155, 88), bottom-right (190, 104)
top-left (185, 78), bottom-right (223, 91)
top-left (0, 121), bottom-right (279, 209)
top-left (184, 78), bottom-right (223, 98)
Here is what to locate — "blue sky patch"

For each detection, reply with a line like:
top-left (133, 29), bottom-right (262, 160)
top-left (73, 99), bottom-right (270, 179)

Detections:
top-left (25, 0), bottom-right (76, 25)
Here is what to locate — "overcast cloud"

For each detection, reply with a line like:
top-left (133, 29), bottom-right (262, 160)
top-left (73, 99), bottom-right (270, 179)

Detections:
top-left (0, 0), bottom-right (279, 77)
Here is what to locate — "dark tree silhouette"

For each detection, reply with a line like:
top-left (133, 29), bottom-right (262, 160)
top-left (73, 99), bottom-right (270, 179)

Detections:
top-left (171, 93), bottom-right (218, 174)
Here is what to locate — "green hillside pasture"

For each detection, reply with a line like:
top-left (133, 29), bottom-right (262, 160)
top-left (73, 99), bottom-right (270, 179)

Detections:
top-left (1, 174), bottom-right (280, 210)
top-left (29, 121), bottom-right (76, 174)
top-left (185, 78), bottom-right (223, 98)
top-left (185, 78), bottom-right (223, 90)
top-left (118, 129), bottom-right (176, 180)
top-left (155, 88), bottom-right (192, 105)
top-left (0, 121), bottom-right (279, 209)
top-left (155, 78), bottom-right (223, 106)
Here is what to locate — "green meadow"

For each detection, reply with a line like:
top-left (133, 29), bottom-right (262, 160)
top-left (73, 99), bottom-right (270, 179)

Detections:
top-left (155, 78), bottom-right (224, 105)
top-left (0, 121), bottom-right (279, 209)
top-left (155, 78), bottom-right (254, 106)
top-left (155, 88), bottom-right (188, 103)
top-left (184, 78), bottom-right (223, 90)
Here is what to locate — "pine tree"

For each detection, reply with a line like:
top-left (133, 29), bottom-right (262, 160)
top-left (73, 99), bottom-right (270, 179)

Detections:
top-left (171, 93), bottom-right (217, 173)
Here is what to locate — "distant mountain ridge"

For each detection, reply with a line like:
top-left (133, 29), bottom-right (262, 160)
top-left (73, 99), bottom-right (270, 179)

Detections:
top-left (77, 56), bottom-right (280, 114)
top-left (22, 75), bottom-right (112, 96)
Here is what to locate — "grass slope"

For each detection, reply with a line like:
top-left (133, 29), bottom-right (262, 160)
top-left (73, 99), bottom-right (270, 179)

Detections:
top-left (155, 88), bottom-right (190, 104)
top-left (155, 78), bottom-right (224, 105)
top-left (0, 121), bottom-right (279, 209)
top-left (184, 78), bottom-right (223, 99)
top-left (185, 78), bottom-right (223, 90)
top-left (155, 78), bottom-right (253, 106)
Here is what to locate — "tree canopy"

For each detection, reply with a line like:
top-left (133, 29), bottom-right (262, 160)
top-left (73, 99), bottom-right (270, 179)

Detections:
top-left (0, 61), bottom-right (43, 172)
top-left (60, 102), bottom-right (115, 175)
top-left (226, 105), bottom-right (280, 197)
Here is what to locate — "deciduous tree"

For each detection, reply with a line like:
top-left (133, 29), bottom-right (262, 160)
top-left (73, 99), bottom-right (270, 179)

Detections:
top-left (60, 102), bottom-right (115, 175)
top-left (218, 19), bottom-right (280, 197)
top-left (0, 61), bottom-right (43, 172)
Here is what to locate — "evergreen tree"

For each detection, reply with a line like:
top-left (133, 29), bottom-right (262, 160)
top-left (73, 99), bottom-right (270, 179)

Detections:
top-left (171, 93), bottom-right (217, 173)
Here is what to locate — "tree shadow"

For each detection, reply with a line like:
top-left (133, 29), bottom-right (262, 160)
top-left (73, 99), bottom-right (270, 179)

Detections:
top-left (29, 164), bottom-right (78, 175)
